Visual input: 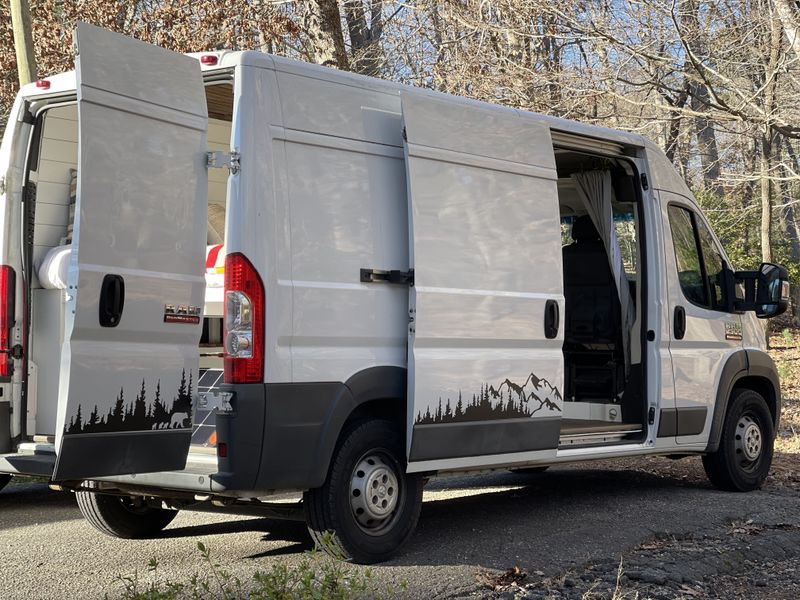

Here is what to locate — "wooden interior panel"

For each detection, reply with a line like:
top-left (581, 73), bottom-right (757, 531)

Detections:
top-left (206, 84), bottom-right (233, 122)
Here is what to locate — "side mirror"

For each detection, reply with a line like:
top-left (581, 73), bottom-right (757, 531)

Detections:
top-left (733, 262), bottom-right (790, 319)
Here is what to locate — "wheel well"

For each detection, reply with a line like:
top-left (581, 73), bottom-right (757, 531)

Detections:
top-left (733, 376), bottom-right (778, 427)
top-left (345, 397), bottom-right (406, 430)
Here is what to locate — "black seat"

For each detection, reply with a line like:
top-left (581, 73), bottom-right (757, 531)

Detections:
top-left (563, 215), bottom-right (622, 345)
top-left (562, 215), bottom-right (624, 401)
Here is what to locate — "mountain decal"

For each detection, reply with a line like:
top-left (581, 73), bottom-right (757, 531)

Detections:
top-left (415, 372), bottom-right (562, 425)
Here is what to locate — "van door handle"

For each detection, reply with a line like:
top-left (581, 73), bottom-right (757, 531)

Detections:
top-left (99, 274), bottom-right (125, 327)
top-left (673, 305), bottom-right (686, 340)
top-left (544, 299), bottom-right (559, 339)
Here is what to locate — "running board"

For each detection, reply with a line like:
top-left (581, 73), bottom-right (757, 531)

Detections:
top-left (558, 428), bottom-right (642, 448)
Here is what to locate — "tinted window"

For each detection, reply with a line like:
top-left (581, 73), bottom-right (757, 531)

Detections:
top-left (696, 218), bottom-right (727, 310)
top-left (668, 206), bottom-right (707, 306)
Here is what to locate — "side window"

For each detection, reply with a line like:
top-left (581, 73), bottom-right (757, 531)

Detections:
top-left (667, 206), bottom-right (707, 306)
top-left (667, 205), bottom-right (729, 311)
top-left (696, 219), bottom-right (727, 310)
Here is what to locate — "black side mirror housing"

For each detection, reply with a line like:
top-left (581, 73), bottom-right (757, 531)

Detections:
top-left (733, 262), bottom-right (790, 318)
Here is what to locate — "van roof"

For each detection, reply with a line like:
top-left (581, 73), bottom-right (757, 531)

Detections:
top-left (22, 48), bottom-right (648, 151)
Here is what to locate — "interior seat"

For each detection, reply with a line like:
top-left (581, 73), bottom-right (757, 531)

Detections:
top-left (562, 215), bottom-right (624, 402)
top-left (562, 215), bottom-right (621, 344)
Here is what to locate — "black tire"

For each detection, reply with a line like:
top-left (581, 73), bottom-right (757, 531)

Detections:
top-left (76, 482), bottom-right (178, 539)
top-left (702, 388), bottom-right (775, 492)
top-left (510, 466), bottom-right (550, 475)
top-left (304, 419), bottom-right (423, 564)
top-left (0, 474), bottom-right (10, 492)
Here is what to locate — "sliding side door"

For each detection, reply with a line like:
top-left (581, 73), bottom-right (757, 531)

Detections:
top-left (403, 93), bottom-right (564, 471)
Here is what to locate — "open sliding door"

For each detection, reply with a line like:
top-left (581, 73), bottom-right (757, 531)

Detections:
top-left (53, 24), bottom-right (208, 480)
top-left (403, 93), bottom-right (564, 472)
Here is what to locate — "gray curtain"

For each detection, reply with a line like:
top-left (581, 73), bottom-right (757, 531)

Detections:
top-left (571, 170), bottom-right (635, 376)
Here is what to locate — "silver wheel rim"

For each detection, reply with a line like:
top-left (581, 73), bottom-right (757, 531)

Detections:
top-left (350, 451), bottom-right (402, 535)
top-left (735, 414), bottom-right (763, 468)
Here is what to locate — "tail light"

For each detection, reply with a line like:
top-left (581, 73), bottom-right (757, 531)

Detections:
top-left (223, 253), bottom-right (264, 383)
top-left (0, 266), bottom-right (16, 378)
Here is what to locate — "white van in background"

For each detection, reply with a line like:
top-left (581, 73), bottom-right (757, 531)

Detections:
top-left (0, 24), bottom-right (789, 564)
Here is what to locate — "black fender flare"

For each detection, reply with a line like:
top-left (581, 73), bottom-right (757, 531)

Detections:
top-left (235, 366), bottom-right (407, 492)
top-left (705, 349), bottom-right (780, 453)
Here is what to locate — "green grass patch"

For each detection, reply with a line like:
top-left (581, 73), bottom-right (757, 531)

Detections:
top-left (109, 534), bottom-right (403, 600)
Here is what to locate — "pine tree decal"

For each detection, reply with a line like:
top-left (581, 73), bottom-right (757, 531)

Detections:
top-left (63, 370), bottom-right (198, 434)
top-left (414, 373), bottom-right (562, 425)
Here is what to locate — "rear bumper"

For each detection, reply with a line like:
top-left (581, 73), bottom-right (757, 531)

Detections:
top-left (212, 381), bottom-right (353, 493)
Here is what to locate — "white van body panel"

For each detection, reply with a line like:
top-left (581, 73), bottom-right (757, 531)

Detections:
top-left (402, 92), bottom-right (564, 469)
top-left (52, 24), bottom-right (209, 479)
top-left (264, 56), bottom-right (410, 383)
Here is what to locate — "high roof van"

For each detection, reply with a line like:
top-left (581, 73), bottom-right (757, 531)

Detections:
top-left (0, 24), bottom-right (789, 563)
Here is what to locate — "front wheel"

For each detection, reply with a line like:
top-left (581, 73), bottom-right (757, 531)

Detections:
top-left (304, 419), bottom-right (423, 564)
top-left (0, 474), bottom-right (10, 492)
top-left (76, 482), bottom-right (178, 538)
top-left (702, 388), bottom-right (775, 492)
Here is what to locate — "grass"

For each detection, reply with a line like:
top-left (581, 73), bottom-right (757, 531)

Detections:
top-left (110, 534), bottom-right (402, 600)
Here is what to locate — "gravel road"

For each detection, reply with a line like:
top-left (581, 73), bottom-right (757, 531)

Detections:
top-left (1, 455), bottom-right (799, 599)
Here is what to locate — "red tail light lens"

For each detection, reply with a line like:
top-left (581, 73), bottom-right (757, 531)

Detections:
top-left (223, 253), bottom-right (264, 383)
top-left (0, 266), bottom-right (16, 378)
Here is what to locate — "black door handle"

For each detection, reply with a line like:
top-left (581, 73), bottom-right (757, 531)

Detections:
top-left (99, 274), bottom-right (125, 327)
top-left (673, 305), bottom-right (686, 340)
top-left (544, 299), bottom-right (559, 339)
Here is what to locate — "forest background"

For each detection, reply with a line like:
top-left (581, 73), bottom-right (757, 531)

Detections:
top-left (3, 0), bottom-right (800, 318)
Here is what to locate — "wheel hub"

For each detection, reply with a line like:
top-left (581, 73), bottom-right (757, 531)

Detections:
top-left (350, 453), bottom-right (400, 533)
top-left (736, 414), bottom-right (763, 462)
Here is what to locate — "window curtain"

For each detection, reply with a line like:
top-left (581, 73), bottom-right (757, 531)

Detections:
top-left (570, 170), bottom-right (635, 376)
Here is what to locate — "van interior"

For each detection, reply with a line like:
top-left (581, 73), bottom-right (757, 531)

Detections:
top-left (554, 148), bottom-right (646, 447)
top-left (24, 82), bottom-right (233, 444)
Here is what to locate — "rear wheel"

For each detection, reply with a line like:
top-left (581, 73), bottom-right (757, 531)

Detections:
top-left (76, 482), bottom-right (178, 538)
top-left (702, 388), bottom-right (774, 492)
top-left (304, 419), bottom-right (423, 564)
top-left (0, 474), bottom-right (10, 492)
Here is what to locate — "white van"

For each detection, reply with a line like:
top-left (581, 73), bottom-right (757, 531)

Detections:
top-left (0, 25), bottom-right (790, 563)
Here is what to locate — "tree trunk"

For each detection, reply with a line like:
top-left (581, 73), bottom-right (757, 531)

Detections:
top-left (690, 83), bottom-right (723, 196)
top-left (303, 0), bottom-right (349, 69)
top-left (760, 134), bottom-right (773, 263)
top-left (9, 0), bottom-right (37, 87)
top-left (344, 0), bottom-right (384, 76)
top-left (774, 0), bottom-right (800, 62)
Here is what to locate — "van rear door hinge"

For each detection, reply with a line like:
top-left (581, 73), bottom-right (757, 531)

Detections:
top-left (206, 150), bottom-right (240, 175)
top-left (360, 268), bottom-right (414, 286)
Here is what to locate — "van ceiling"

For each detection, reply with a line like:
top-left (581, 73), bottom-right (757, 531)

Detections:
top-left (206, 84), bottom-right (233, 121)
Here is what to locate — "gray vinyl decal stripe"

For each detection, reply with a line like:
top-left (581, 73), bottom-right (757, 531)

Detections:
top-left (409, 417), bottom-right (561, 462)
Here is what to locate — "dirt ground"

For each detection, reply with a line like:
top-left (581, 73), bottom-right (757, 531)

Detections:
top-left (485, 326), bottom-right (800, 600)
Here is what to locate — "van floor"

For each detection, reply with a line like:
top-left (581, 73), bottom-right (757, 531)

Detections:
top-left (559, 419), bottom-right (640, 435)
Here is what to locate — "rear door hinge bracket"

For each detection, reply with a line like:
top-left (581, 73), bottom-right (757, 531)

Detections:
top-left (360, 268), bottom-right (414, 286)
top-left (206, 150), bottom-right (240, 175)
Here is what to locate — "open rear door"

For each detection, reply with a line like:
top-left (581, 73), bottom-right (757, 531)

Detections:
top-left (403, 93), bottom-right (564, 471)
top-left (53, 24), bottom-right (208, 480)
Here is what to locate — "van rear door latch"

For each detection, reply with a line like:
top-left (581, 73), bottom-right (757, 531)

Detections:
top-left (206, 150), bottom-right (240, 175)
top-left (360, 268), bottom-right (414, 285)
